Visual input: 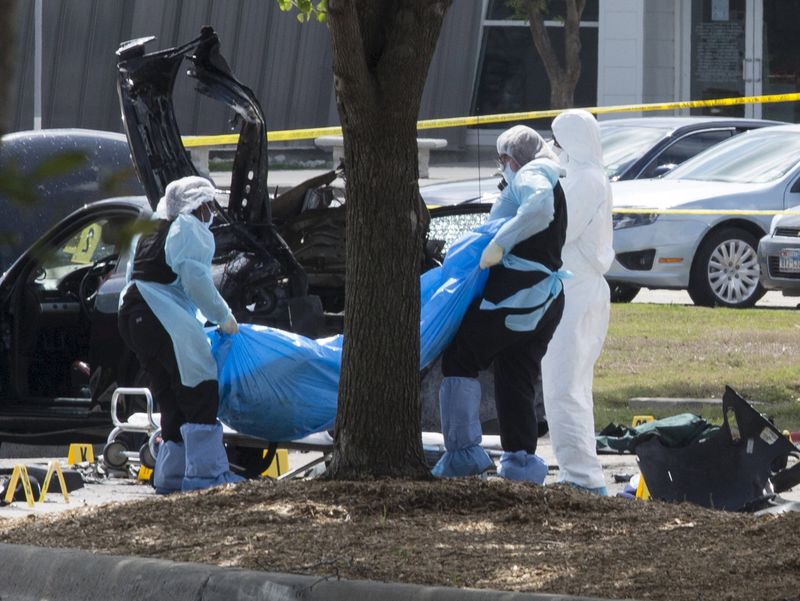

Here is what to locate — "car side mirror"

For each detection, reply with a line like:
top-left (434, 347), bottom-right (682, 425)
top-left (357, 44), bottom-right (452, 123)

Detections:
top-left (652, 163), bottom-right (677, 177)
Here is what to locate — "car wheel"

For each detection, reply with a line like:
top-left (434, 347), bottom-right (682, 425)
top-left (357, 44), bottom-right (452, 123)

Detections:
top-left (688, 227), bottom-right (765, 308)
top-left (609, 282), bottom-right (641, 303)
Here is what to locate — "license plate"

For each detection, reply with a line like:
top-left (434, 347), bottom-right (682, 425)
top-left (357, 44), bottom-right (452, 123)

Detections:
top-left (778, 248), bottom-right (800, 273)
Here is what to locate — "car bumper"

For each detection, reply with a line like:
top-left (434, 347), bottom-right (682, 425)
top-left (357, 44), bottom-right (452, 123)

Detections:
top-left (757, 235), bottom-right (800, 295)
top-left (606, 218), bottom-right (706, 288)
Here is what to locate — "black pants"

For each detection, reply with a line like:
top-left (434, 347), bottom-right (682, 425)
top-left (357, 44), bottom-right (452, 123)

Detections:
top-left (118, 287), bottom-right (218, 442)
top-left (442, 292), bottom-right (564, 454)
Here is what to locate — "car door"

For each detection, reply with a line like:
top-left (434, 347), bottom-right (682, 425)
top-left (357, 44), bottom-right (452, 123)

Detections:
top-left (0, 203), bottom-right (141, 443)
top-left (783, 168), bottom-right (800, 210)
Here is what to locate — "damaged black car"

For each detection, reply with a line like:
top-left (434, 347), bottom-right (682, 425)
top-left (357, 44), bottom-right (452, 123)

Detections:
top-left (0, 28), bottom-right (340, 450)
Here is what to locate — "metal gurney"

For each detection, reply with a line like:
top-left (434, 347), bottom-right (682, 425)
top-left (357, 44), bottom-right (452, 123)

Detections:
top-left (102, 387), bottom-right (506, 479)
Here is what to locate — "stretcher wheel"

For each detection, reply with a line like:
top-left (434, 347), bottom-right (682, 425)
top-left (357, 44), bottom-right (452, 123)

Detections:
top-left (139, 443), bottom-right (156, 470)
top-left (102, 441), bottom-right (129, 469)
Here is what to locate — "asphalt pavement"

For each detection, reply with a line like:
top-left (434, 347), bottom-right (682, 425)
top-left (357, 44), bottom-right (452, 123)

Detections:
top-left (2, 430), bottom-right (798, 519)
top-left (0, 435), bottom-right (638, 518)
top-left (633, 288), bottom-right (798, 309)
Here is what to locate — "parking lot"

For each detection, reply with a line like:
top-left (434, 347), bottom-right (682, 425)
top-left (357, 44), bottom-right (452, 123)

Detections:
top-left (634, 288), bottom-right (798, 308)
top-left (3, 435), bottom-right (799, 520)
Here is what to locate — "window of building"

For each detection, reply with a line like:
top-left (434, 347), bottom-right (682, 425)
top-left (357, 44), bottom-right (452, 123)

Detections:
top-left (470, 0), bottom-right (599, 134)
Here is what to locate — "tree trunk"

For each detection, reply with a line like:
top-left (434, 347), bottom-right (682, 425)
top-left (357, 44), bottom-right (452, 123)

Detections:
top-left (526, 0), bottom-right (586, 109)
top-left (0, 0), bottom-right (18, 134)
top-left (324, 0), bottom-right (451, 479)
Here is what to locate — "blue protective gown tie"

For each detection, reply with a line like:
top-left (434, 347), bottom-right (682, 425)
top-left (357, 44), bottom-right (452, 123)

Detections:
top-left (478, 254), bottom-right (571, 332)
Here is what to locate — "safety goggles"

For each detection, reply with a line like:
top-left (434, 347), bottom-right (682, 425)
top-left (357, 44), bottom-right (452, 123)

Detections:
top-left (496, 154), bottom-right (512, 170)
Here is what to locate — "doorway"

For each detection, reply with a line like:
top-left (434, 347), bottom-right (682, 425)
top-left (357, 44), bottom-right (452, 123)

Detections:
top-left (688, 0), bottom-right (800, 120)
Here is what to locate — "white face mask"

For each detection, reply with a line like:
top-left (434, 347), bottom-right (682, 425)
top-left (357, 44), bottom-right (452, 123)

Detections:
top-left (503, 164), bottom-right (516, 185)
top-left (194, 202), bottom-right (215, 228)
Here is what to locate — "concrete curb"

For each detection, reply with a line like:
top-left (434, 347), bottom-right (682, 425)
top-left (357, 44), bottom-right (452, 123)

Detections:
top-left (0, 543), bottom-right (610, 601)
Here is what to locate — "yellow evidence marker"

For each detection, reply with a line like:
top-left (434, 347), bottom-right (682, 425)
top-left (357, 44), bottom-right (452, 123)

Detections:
top-left (39, 460), bottom-right (70, 503)
top-left (632, 415), bottom-right (655, 427)
top-left (4, 465), bottom-right (36, 507)
top-left (67, 443), bottom-right (95, 465)
top-left (635, 473), bottom-right (651, 501)
top-left (262, 449), bottom-right (289, 478)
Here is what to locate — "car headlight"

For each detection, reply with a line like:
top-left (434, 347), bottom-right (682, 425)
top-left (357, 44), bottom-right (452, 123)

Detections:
top-left (612, 212), bottom-right (659, 230)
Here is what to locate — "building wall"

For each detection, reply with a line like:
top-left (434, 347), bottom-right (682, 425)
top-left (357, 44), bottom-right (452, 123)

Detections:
top-left (8, 1), bottom-right (483, 149)
top-left (597, 0), bottom-right (644, 119)
top-left (642, 0), bottom-right (676, 107)
top-left (420, 1), bottom-right (483, 149)
top-left (10, 0), bottom-right (336, 138)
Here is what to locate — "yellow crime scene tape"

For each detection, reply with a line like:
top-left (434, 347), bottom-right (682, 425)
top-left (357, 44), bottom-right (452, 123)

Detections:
top-left (182, 91), bottom-right (800, 146)
top-left (183, 92), bottom-right (800, 218)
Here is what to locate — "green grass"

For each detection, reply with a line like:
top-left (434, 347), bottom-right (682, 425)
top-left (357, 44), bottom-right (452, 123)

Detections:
top-left (594, 304), bottom-right (800, 430)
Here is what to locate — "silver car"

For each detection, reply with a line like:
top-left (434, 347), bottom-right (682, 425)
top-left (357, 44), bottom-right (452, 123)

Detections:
top-left (421, 116), bottom-right (780, 209)
top-left (608, 124), bottom-right (800, 308)
top-left (757, 205), bottom-right (800, 296)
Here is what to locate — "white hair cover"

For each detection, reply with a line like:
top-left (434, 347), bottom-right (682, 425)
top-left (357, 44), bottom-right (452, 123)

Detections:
top-left (496, 125), bottom-right (558, 167)
top-left (154, 176), bottom-right (216, 221)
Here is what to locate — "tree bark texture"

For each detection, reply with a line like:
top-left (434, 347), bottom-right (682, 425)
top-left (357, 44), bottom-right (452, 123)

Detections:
top-left (526, 0), bottom-right (586, 109)
top-left (0, 0), bottom-right (18, 135)
top-left (325, 0), bottom-right (450, 479)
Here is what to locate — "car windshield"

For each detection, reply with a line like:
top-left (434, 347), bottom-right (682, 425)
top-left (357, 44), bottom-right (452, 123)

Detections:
top-left (37, 218), bottom-right (122, 290)
top-left (664, 129), bottom-right (800, 183)
top-left (600, 125), bottom-right (671, 179)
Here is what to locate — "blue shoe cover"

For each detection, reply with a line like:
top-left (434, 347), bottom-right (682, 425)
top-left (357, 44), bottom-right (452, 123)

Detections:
top-left (153, 440), bottom-right (185, 495)
top-left (439, 376), bottom-right (482, 451)
top-left (498, 450), bottom-right (547, 484)
top-left (432, 377), bottom-right (493, 477)
top-left (432, 445), bottom-right (494, 478)
top-left (181, 422), bottom-right (245, 491)
top-left (565, 481), bottom-right (609, 497)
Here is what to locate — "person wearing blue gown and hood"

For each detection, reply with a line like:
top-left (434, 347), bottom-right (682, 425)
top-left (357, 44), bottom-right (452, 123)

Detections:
top-left (433, 125), bottom-right (568, 483)
top-left (118, 175), bottom-right (244, 493)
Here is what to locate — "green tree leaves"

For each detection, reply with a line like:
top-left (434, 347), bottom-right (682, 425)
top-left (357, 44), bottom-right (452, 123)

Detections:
top-left (276, 0), bottom-right (327, 24)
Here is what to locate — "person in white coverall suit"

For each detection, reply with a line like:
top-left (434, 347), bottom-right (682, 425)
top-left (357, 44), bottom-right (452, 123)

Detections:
top-left (541, 109), bottom-right (614, 496)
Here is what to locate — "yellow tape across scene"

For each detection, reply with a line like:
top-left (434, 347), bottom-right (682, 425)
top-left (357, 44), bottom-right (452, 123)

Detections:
top-left (182, 92), bottom-right (800, 146)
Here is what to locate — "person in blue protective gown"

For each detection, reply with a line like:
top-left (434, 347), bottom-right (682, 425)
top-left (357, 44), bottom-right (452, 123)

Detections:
top-left (118, 176), bottom-right (244, 494)
top-left (541, 110), bottom-right (613, 496)
top-left (432, 125), bottom-right (568, 482)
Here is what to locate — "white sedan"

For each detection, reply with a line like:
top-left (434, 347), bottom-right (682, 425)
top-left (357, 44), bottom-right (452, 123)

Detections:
top-left (608, 124), bottom-right (800, 308)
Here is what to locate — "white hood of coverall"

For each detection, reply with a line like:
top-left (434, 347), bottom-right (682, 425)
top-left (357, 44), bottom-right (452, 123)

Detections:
top-left (553, 111), bottom-right (614, 277)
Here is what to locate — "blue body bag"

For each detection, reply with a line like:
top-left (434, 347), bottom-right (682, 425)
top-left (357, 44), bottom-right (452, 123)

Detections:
top-left (209, 220), bottom-right (503, 442)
